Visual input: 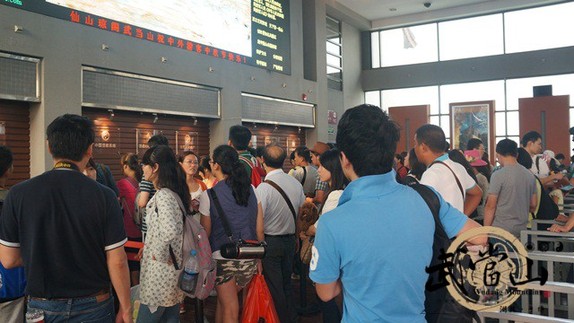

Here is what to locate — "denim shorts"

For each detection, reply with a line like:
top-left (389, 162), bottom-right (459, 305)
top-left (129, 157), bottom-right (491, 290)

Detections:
top-left (28, 293), bottom-right (114, 323)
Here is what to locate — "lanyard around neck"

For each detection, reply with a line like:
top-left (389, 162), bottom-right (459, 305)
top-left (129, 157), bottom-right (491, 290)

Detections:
top-left (53, 161), bottom-right (80, 171)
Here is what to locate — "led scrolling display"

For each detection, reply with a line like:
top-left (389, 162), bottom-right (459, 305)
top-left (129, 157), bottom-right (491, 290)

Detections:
top-left (2, 0), bottom-right (291, 74)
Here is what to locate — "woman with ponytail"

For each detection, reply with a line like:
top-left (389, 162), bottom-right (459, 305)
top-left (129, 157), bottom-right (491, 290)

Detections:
top-left (117, 153), bottom-right (143, 285)
top-left (199, 145), bottom-right (263, 322)
top-left (300, 148), bottom-right (348, 323)
top-left (138, 145), bottom-right (190, 323)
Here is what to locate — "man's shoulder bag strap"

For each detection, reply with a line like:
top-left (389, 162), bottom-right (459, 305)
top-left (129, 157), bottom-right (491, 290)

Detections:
top-left (430, 160), bottom-right (464, 199)
top-left (264, 179), bottom-right (297, 222)
top-left (301, 167), bottom-right (307, 185)
top-left (536, 156), bottom-right (541, 175)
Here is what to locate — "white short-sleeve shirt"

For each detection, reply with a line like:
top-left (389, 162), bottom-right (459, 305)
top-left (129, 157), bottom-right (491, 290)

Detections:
top-left (420, 155), bottom-right (477, 213)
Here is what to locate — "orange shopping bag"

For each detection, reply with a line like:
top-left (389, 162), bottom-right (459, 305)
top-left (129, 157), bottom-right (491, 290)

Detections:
top-left (241, 273), bottom-right (280, 323)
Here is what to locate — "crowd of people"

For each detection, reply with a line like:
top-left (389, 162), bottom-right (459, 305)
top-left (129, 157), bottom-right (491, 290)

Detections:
top-left (1, 105), bottom-right (573, 322)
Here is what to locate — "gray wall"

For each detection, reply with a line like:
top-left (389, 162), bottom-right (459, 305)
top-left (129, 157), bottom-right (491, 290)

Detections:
top-left (0, 1), bottom-right (366, 175)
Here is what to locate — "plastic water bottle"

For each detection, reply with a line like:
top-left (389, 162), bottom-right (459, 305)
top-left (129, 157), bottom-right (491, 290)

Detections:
top-left (180, 249), bottom-right (199, 293)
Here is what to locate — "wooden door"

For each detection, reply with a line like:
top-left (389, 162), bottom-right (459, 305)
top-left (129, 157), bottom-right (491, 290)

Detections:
top-left (0, 100), bottom-right (30, 187)
top-left (388, 105), bottom-right (430, 154)
top-left (519, 95), bottom-right (570, 157)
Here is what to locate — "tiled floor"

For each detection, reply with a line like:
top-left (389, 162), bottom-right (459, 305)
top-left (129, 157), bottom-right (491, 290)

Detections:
top-left (180, 274), bottom-right (329, 322)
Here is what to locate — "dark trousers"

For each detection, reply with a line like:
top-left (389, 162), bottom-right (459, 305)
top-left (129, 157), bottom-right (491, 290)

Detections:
top-left (263, 234), bottom-right (297, 323)
top-left (319, 299), bottom-right (341, 323)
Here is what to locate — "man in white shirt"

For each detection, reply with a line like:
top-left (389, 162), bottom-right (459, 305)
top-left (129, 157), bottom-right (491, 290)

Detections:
top-left (414, 124), bottom-right (482, 216)
top-left (256, 144), bottom-right (305, 323)
top-left (522, 130), bottom-right (564, 187)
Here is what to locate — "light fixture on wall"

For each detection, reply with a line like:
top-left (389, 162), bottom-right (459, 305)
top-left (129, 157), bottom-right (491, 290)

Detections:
top-left (282, 83), bottom-right (287, 88)
top-left (161, 57), bottom-right (168, 63)
top-left (208, 66), bottom-right (215, 72)
top-left (152, 113), bottom-right (159, 123)
top-left (101, 44), bottom-right (109, 51)
top-left (252, 123), bottom-right (257, 129)
top-left (108, 109), bottom-right (114, 120)
top-left (14, 25), bottom-right (23, 33)
top-left (193, 117), bottom-right (198, 126)
top-left (298, 127), bottom-right (301, 134)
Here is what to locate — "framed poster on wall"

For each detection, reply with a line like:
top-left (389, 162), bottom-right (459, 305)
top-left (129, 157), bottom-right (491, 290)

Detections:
top-left (175, 131), bottom-right (199, 154)
top-left (450, 100), bottom-right (495, 162)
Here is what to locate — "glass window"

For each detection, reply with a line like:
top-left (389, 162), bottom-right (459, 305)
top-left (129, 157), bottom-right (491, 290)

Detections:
top-left (326, 54), bottom-right (341, 68)
top-left (365, 91), bottom-right (381, 107)
top-left (439, 81), bottom-right (506, 115)
top-left (380, 23), bottom-right (438, 67)
top-left (326, 16), bottom-right (342, 91)
top-left (506, 74), bottom-right (574, 110)
top-left (441, 115), bottom-right (451, 140)
top-left (327, 41), bottom-right (341, 56)
top-left (371, 32), bottom-right (380, 68)
top-left (495, 112), bottom-right (506, 137)
top-left (439, 14), bottom-right (503, 61)
top-left (506, 111), bottom-right (519, 136)
top-left (505, 2), bottom-right (574, 53)
top-left (380, 86), bottom-right (439, 112)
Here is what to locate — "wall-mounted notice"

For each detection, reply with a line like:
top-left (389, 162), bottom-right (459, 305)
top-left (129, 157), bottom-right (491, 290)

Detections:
top-left (2, 0), bottom-right (290, 74)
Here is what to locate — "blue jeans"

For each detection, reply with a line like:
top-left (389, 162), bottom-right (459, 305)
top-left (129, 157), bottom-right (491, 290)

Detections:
top-left (136, 303), bottom-right (179, 323)
top-left (28, 294), bottom-right (114, 323)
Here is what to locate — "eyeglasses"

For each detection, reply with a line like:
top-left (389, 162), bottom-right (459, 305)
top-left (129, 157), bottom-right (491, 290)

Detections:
top-left (183, 160), bottom-right (199, 165)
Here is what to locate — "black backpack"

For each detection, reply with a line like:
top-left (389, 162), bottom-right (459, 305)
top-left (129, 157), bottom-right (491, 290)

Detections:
top-left (532, 176), bottom-right (559, 220)
top-left (410, 183), bottom-right (478, 323)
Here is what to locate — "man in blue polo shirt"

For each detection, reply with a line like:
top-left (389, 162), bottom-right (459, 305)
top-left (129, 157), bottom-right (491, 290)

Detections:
top-left (309, 104), bottom-right (485, 322)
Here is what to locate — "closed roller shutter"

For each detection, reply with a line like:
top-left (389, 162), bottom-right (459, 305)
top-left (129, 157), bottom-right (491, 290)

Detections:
top-left (83, 108), bottom-right (210, 181)
top-left (0, 100), bottom-right (30, 187)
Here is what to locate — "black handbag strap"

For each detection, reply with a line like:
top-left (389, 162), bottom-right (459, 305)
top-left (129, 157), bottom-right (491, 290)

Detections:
top-left (208, 188), bottom-right (234, 241)
top-left (265, 179), bottom-right (297, 222)
top-left (300, 167), bottom-right (307, 185)
top-left (430, 160), bottom-right (464, 199)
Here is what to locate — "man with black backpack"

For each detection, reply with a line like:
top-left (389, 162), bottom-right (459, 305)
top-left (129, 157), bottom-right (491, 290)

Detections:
top-left (309, 104), bottom-right (485, 322)
top-left (415, 124), bottom-right (483, 217)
